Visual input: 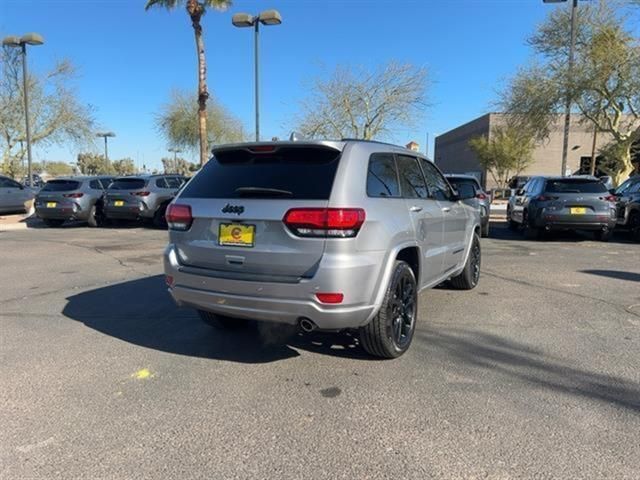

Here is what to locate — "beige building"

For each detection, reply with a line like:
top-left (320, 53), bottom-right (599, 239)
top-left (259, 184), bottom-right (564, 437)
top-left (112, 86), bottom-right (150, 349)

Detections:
top-left (434, 113), bottom-right (639, 189)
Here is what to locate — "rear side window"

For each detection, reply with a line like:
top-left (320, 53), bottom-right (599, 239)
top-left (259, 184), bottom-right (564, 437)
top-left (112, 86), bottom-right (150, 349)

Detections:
top-left (545, 179), bottom-right (607, 194)
top-left (99, 178), bottom-right (113, 189)
top-left (447, 178), bottom-right (479, 193)
top-left (367, 153), bottom-right (400, 197)
top-left (155, 178), bottom-right (169, 188)
top-left (109, 178), bottom-right (146, 190)
top-left (397, 155), bottom-right (428, 199)
top-left (42, 180), bottom-right (81, 192)
top-left (180, 146), bottom-right (341, 200)
top-left (165, 177), bottom-right (182, 188)
top-left (89, 180), bottom-right (102, 190)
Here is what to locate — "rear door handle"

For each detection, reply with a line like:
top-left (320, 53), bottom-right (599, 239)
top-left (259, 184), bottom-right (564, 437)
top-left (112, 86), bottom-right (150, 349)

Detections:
top-left (409, 206), bottom-right (422, 212)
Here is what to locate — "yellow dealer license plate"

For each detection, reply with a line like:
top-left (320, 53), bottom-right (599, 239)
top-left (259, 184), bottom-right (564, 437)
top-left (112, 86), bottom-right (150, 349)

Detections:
top-left (46, 202), bottom-right (57, 208)
top-left (219, 223), bottom-right (255, 247)
top-left (570, 207), bottom-right (587, 215)
top-left (114, 200), bottom-right (124, 207)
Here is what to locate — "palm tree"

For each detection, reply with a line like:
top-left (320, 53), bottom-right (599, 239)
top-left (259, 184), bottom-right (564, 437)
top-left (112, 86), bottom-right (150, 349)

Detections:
top-left (145, 0), bottom-right (232, 166)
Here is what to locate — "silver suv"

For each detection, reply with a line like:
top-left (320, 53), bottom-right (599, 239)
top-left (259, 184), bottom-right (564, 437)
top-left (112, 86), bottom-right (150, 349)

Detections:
top-left (164, 140), bottom-right (481, 358)
top-left (104, 175), bottom-right (185, 227)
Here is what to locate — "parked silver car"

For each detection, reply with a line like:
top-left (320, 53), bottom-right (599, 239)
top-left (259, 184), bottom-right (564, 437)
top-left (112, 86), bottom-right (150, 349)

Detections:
top-left (0, 175), bottom-right (35, 215)
top-left (507, 176), bottom-right (617, 240)
top-left (103, 175), bottom-right (185, 227)
top-left (163, 140), bottom-right (481, 358)
top-left (35, 176), bottom-right (114, 227)
top-left (445, 174), bottom-right (491, 237)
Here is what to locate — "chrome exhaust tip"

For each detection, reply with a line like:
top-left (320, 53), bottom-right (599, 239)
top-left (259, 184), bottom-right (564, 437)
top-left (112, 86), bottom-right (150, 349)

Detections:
top-left (298, 318), bottom-right (317, 333)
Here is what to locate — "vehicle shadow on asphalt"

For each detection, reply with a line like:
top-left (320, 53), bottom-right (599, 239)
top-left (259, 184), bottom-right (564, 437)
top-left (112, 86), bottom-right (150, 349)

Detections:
top-left (62, 275), bottom-right (374, 363)
top-left (580, 269), bottom-right (640, 283)
top-left (414, 328), bottom-right (640, 413)
top-left (489, 221), bottom-right (637, 244)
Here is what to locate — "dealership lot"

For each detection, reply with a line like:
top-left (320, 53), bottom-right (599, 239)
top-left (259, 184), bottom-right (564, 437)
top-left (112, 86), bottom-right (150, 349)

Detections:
top-left (1, 224), bottom-right (639, 479)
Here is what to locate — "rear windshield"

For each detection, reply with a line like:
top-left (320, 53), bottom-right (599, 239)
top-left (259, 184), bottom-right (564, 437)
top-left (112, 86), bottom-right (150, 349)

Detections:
top-left (447, 178), bottom-right (479, 190)
top-left (544, 179), bottom-right (607, 194)
top-left (42, 180), bottom-right (81, 192)
top-left (109, 178), bottom-right (147, 190)
top-left (180, 146), bottom-right (341, 200)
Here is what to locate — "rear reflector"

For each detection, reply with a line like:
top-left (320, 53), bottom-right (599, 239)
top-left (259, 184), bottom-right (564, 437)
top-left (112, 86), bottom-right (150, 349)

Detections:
top-left (166, 204), bottom-right (192, 231)
top-left (602, 195), bottom-right (617, 203)
top-left (63, 193), bottom-right (84, 198)
top-left (283, 208), bottom-right (366, 238)
top-left (476, 193), bottom-right (487, 200)
top-left (165, 275), bottom-right (174, 287)
top-left (316, 293), bottom-right (344, 304)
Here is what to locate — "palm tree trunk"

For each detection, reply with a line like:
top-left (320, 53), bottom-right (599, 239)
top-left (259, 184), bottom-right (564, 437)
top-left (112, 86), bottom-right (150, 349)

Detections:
top-left (187, 0), bottom-right (208, 166)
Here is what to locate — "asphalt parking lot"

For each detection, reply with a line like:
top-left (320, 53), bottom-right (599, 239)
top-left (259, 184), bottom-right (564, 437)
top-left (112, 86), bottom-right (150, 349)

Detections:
top-left (1, 223), bottom-right (639, 479)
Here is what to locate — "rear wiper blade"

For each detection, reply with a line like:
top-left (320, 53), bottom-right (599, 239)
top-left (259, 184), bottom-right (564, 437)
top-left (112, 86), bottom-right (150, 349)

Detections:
top-left (235, 187), bottom-right (293, 197)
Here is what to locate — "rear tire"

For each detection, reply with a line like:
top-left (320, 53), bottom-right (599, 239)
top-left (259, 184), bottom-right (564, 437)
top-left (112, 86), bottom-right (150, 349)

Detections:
top-left (481, 221), bottom-right (490, 237)
top-left (523, 211), bottom-right (540, 240)
top-left (359, 260), bottom-right (417, 359)
top-left (198, 310), bottom-right (248, 330)
top-left (628, 211), bottom-right (640, 242)
top-left (43, 219), bottom-right (64, 228)
top-left (594, 229), bottom-right (612, 242)
top-left (153, 204), bottom-right (168, 229)
top-left (449, 233), bottom-right (481, 290)
top-left (87, 205), bottom-right (98, 228)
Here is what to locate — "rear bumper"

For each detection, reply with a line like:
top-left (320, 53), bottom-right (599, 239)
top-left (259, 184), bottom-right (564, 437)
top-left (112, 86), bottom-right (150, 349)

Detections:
top-left (104, 204), bottom-right (155, 220)
top-left (35, 205), bottom-right (90, 221)
top-left (534, 208), bottom-right (616, 230)
top-left (163, 244), bottom-right (384, 330)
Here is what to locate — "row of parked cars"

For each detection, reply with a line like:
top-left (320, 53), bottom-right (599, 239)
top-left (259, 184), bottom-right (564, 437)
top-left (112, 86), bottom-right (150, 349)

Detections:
top-left (506, 175), bottom-right (640, 241)
top-left (0, 173), bottom-right (186, 228)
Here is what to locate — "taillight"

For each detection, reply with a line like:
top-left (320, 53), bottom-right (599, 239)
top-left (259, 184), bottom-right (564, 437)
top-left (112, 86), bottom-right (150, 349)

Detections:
top-left (316, 293), bottom-right (344, 304)
top-left (476, 193), bottom-right (487, 200)
top-left (602, 195), bottom-right (617, 203)
top-left (63, 193), bottom-right (84, 198)
top-left (283, 208), bottom-right (366, 238)
top-left (131, 191), bottom-right (151, 197)
top-left (166, 204), bottom-right (192, 231)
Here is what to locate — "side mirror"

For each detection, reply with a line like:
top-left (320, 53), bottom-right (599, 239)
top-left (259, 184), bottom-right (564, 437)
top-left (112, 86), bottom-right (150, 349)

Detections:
top-left (455, 183), bottom-right (476, 200)
top-left (516, 188), bottom-right (525, 196)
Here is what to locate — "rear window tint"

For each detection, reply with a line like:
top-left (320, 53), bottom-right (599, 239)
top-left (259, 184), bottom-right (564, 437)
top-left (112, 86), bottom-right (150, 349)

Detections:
top-left (42, 180), bottom-right (81, 192)
top-left (109, 178), bottom-right (146, 190)
top-left (447, 178), bottom-right (479, 191)
top-left (180, 147), bottom-right (341, 200)
top-left (367, 153), bottom-right (400, 197)
top-left (545, 179), bottom-right (607, 194)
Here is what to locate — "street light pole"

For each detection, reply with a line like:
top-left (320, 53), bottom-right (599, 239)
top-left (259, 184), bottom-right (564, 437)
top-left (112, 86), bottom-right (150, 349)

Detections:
top-left (232, 10), bottom-right (282, 142)
top-left (96, 132), bottom-right (116, 162)
top-left (254, 20), bottom-right (260, 142)
top-left (2, 33), bottom-right (44, 187)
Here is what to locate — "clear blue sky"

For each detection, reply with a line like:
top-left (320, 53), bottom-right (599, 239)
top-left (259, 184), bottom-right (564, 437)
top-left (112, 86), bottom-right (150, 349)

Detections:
top-left (1, 0), bottom-right (558, 171)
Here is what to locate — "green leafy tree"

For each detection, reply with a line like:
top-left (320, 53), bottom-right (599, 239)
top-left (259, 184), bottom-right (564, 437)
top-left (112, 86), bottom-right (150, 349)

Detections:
top-left (161, 156), bottom-right (197, 175)
top-left (145, 0), bottom-right (232, 166)
top-left (468, 124), bottom-right (536, 188)
top-left (296, 62), bottom-right (430, 140)
top-left (501, 0), bottom-right (640, 185)
top-left (42, 161), bottom-right (74, 177)
top-left (77, 153), bottom-right (114, 175)
top-left (0, 47), bottom-right (95, 178)
top-left (112, 158), bottom-right (136, 176)
top-left (156, 89), bottom-right (244, 151)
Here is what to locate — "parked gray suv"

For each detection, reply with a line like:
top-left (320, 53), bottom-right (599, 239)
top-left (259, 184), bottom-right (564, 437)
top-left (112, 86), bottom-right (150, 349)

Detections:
top-left (163, 140), bottom-right (481, 358)
top-left (35, 176), bottom-right (114, 227)
top-left (104, 175), bottom-right (185, 227)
